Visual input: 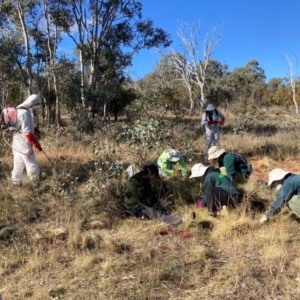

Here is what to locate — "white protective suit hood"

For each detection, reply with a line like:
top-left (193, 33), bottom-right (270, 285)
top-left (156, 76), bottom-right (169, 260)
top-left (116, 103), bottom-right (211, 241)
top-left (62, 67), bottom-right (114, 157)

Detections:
top-left (18, 94), bottom-right (41, 109)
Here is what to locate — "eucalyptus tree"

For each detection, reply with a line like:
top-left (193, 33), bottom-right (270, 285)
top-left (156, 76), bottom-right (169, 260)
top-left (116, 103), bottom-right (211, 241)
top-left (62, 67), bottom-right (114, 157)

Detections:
top-left (171, 51), bottom-right (195, 113)
top-left (175, 21), bottom-right (223, 111)
top-left (55, 0), bottom-right (171, 115)
top-left (284, 53), bottom-right (299, 114)
top-left (0, 38), bottom-right (21, 104)
top-left (138, 54), bottom-right (184, 109)
top-left (229, 60), bottom-right (266, 106)
top-left (204, 59), bottom-right (232, 107)
top-left (0, 0), bottom-right (39, 96)
top-left (262, 77), bottom-right (284, 105)
top-left (272, 84), bottom-right (290, 107)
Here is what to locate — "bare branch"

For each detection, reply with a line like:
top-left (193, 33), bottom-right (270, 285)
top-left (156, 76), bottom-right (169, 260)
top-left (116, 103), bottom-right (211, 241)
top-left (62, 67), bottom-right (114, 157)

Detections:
top-left (284, 51), bottom-right (298, 114)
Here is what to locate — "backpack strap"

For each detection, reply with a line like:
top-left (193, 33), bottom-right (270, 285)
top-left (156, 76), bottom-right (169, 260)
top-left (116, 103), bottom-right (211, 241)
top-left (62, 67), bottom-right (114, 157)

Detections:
top-left (206, 108), bottom-right (219, 120)
top-left (17, 106), bottom-right (28, 111)
top-left (235, 153), bottom-right (248, 164)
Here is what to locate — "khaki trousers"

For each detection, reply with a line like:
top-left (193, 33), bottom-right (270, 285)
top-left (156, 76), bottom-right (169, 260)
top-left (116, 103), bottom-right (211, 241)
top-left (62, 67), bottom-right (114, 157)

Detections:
top-left (288, 195), bottom-right (300, 217)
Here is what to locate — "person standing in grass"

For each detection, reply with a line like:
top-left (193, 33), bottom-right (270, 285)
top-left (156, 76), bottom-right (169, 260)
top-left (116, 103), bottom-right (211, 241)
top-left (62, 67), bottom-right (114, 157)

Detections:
top-left (157, 149), bottom-right (187, 177)
top-left (260, 168), bottom-right (300, 223)
top-left (201, 104), bottom-right (225, 156)
top-left (124, 164), bottom-right (183, 224)
top-left (189, 163), bottom-right (243, 217)
top-left (207, 146), bottom-right (252, 184)
top-left (11, 94), bottom-right (42, 185)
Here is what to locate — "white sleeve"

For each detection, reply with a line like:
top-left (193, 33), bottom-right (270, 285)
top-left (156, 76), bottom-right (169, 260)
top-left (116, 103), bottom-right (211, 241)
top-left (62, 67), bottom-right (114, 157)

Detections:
top-left (201, 112), bottom-right (207, 125)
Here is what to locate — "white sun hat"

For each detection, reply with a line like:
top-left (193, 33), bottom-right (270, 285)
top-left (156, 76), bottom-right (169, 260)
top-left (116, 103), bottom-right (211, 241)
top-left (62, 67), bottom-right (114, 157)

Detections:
top-left (167, 149), bottom-right (181, 162)
top-left (206, 104), bottom-right (215, 111)
top-left (189, 163), bottom-right (210, 178)
top-left (268, 168), bottom-right (290, 186)
top-left (208, 146), bottom-right (226, 160)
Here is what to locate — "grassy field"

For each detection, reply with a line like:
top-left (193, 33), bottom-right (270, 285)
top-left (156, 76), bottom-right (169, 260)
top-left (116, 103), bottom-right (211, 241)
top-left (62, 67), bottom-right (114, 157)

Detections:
top-left (1, 104), bottom-right (300, 299)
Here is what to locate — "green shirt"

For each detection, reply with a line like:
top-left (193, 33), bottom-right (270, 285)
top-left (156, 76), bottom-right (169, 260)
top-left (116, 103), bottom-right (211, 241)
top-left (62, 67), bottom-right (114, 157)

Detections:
top-left (219, 153), bottom-right (249, 181)
top-left (124, 171), bottom-right (159, 209)
top-left (202, 168), bottom-right (243, 206)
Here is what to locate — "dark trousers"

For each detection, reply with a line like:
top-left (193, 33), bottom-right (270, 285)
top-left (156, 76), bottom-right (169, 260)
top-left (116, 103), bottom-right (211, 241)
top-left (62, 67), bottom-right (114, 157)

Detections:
top-left (205, 186), bottom-right (242, 215)
top-left (127, 205), bottom-right (181, 224)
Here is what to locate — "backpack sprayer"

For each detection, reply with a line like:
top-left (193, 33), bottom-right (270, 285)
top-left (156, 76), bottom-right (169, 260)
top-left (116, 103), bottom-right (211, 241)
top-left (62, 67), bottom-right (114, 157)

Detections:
top-left (1, 104), bottom-right (54, 166)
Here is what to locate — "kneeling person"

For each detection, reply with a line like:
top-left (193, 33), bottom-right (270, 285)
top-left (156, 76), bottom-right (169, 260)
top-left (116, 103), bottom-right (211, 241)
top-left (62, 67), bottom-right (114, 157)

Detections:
top-left (124, 164), bottom-right (183, 224)
top-left (208, 146), bottom-right (252, 183)
top-left (157, 149), bottom-right (187, 177)
top-left (260, 168), bottom-right (300, 223)
top-left (190, 163), bottom-right (243, 216)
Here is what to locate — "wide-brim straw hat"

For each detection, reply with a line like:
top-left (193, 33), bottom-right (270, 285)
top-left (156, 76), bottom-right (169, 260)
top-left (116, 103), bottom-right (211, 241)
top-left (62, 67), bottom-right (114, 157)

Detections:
top-left (208, 146), bottom-right (226, 160)
top-left (189, 163), bottom-right (210, 178)
top-left (268, 168), bottom-right (290, 186)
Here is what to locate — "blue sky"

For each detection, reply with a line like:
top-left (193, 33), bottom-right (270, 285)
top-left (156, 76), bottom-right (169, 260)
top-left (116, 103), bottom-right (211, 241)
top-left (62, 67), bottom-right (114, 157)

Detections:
top-left (127, 0), bottom-right (300, 82)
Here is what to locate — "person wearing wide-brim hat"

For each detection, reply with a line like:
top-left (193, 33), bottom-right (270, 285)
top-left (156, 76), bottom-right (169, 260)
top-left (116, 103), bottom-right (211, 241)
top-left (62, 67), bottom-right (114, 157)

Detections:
top-left (189, 163), bottom-right (243, 216)
top-left (208, 146), bottom-right (252, 183)
top-left (201, 104), bottom-right (225, 156)
top-left (259, 168), bottom-right (300, 223)
top-left (157, 149), bottom-right (187, 177)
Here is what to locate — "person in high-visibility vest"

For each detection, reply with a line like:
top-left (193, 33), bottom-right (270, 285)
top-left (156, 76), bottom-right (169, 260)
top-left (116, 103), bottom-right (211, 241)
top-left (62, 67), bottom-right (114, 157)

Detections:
top-left (157, 149), bottom-right (187, 177)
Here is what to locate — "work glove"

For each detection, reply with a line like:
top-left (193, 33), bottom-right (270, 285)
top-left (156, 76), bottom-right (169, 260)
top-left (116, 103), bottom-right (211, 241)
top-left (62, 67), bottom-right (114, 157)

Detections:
top-left (26, 133), bottom-right (42, 150)
top-left (219, 118), bottom-right (225, 125)
top-left (208, 121), bottom-right (218, 125)
top-left (259, 213), bottom-right (269, 223)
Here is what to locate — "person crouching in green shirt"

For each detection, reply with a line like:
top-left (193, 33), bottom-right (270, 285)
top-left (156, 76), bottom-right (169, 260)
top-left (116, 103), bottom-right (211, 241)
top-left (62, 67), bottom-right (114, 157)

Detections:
top-left (157, 149), bottom-right (187, 177)
top-left (124, 164), bottom-right (183, 224)
top-left (189, 163), bottom-right (243, 217)
top-left (208, 146), bottom-right (252, 184)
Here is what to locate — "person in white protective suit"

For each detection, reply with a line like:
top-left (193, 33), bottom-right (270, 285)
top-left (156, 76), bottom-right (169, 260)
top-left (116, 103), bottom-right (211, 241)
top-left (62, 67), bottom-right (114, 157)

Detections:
top-left (201, 104), bottom-right (225, 156)
top-left (11, 94), bottom-right (42, 185)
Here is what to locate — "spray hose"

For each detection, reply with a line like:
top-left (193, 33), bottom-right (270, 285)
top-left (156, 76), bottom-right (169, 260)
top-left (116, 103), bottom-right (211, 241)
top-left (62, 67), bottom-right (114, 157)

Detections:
top-left (2, 128), bottom-right (30, 156)
top-left (2, 128), bottom-right (55, 166)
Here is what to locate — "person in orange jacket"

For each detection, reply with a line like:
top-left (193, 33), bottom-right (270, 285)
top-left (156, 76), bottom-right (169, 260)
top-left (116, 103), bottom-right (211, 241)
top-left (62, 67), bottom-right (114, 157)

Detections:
top-left (11, 94), bottom-right (42, 185)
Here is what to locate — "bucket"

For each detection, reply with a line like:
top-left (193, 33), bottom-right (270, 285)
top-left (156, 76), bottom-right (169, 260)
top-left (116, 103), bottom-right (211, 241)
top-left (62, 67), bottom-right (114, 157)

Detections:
top-left (3, 104), bottom-right (18, 126)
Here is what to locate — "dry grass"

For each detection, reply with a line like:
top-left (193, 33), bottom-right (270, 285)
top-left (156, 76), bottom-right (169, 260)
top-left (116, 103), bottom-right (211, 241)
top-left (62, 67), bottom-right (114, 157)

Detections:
top-left (1, 105), bottom-right (300, 299)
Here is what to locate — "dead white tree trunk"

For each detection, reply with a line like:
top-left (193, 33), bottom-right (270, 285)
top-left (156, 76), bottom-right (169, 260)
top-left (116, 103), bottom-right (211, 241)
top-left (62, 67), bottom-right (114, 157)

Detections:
top-left (171, 52), bottom-right (195, 113)
top-left (285, 53), bottom-right (299, 114)
top-left (176, 21), bottom-right (223, 111)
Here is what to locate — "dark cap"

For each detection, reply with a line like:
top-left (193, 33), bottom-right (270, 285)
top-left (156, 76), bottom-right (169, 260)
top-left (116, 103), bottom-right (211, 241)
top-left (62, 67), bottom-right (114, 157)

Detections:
top-left (144, 164), bottom-right (160, 179)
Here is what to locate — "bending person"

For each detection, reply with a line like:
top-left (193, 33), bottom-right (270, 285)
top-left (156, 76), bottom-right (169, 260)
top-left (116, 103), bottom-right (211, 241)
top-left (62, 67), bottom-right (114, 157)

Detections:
top-left (189, 163), bottom-right (243, 217)
top-left (157, 149), bottom-right (187, 177)
top-left (124, 164), bottom-right (183, 224)
top-left (12, 94), bottom-right (42, 185)
top-left (208, 146), bottom-right (252, 183)
top-left (260, 168), bottom-right (300, 223)
top-left (201, 104), bottom-right (225, 156)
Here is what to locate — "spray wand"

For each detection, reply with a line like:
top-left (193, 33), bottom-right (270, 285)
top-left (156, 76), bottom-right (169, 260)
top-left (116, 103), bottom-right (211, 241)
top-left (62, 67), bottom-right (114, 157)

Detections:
top-left (40, 148), bottom-right (55, 167)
